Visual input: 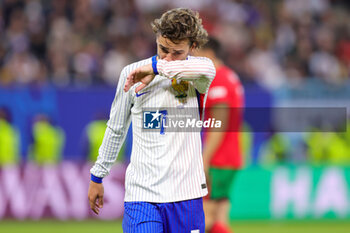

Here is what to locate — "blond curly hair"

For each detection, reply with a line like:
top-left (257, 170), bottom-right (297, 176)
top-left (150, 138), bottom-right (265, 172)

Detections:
top-left (151, 8), bottom-right (208, 48)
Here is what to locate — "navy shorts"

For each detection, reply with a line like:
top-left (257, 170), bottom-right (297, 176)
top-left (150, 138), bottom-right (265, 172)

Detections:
top-left (122, 198), bottom-right (205, 233)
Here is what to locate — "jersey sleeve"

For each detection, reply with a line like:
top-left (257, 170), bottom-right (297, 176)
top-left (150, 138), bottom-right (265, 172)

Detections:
top-left (157, 57), bottom-right (216, 93)
top-left (90, 67), bottom-right (133, 178)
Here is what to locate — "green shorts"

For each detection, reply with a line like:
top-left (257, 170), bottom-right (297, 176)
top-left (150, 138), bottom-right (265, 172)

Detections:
top-left (209, 167), bottom-right (238, 200)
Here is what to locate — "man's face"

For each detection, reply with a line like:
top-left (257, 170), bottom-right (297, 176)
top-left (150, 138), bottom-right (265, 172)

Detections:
top-left (156, 35), bottom-right (194, 61)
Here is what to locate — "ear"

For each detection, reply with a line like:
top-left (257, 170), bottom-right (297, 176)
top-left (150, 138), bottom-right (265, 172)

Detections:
top-left (190, 43), bottom-right (196, 53)
top-left (191, 42), bottom-right (197, 50)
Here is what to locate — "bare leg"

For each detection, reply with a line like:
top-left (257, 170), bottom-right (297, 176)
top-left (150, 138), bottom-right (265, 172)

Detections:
top-left (204, 199), bottom-right (215, 232)
top-left (216, 199), bottom-right (231, 225)
top-left (208, 199), bottom-right (232, 233)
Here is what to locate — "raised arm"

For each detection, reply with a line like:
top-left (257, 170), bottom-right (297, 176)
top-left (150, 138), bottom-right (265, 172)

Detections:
top-left (124, 56), bottom-right (216, 94)
top-left (157, 57), bottom-right (216, 93)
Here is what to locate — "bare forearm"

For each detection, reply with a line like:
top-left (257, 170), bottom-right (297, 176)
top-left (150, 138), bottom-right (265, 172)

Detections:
top-left (203, 104), bottom-right (230, 165)
top-left (203, 131), bottom-right (225, 163)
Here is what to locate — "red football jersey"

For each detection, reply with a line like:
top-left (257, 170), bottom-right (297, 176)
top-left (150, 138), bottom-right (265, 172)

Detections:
top-left (203, 65), bottom-right (244, 169)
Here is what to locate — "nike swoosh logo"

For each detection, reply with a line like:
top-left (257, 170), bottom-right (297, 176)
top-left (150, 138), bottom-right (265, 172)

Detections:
top-left (136, 91), bottom-right (150, 97)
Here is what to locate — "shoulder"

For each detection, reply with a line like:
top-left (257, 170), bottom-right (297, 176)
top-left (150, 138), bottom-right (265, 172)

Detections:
top-left (215, 66), bottom-right (241, 85)
top-left (208, 66), bottom-right (243, 100)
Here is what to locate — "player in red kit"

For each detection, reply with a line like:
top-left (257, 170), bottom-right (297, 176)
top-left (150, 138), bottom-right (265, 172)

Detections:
top-left (196, 37), bottom-right (244, 233)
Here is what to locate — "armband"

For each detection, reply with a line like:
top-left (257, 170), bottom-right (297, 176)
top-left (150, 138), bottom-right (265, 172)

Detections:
top-left (152, 55), bottom-right (159, 75)
top-left (91, 174), bottom-right (103, 183)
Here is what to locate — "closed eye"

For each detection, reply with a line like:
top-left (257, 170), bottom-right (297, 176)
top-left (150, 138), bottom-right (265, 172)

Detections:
top-left (161, 47), bottom-right (169, 53)
top-left (160, 45), bottom-right (169, 53)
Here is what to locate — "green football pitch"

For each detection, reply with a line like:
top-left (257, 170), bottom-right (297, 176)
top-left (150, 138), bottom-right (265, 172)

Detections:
top-left (0, 220), bottom-right (350, 233)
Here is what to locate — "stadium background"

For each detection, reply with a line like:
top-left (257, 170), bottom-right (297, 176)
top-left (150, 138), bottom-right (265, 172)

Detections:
top-left (1, 0), bottom-right (350, 232)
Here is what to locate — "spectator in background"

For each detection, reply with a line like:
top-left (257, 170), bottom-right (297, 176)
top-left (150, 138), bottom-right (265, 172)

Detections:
top-left (0, 107), bottom-right (20, 165)
top-left (47, 17), bottom-right (73, 86)
top-left (4, 51), bottom-right (41, 84)
top-left (83, 113), bottom-right (108, 162)
top-left (337, 24), bottom-right (350, 74)
top-left (81, 112), bottom-right (131, 163)
top-left (28, 114), bottom-right (65, 165)
top-left (305, 126), bottom-right (350, 165)
top-left (1, 0), bottom-right (349, 87)
top-left (102, 41), bottom-right (132, 85)
top-left (196, 37), bottom-right (244, 233)
top-left (259, 132), bottom-right (290, 165)
top-left (309, 26), bottom-right (342, 84)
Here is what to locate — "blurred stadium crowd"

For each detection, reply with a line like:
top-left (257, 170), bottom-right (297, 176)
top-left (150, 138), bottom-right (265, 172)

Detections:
top-left (0, 0), bottom-right (350, 89)
top-left (1, 0), bottom-right (350, 166)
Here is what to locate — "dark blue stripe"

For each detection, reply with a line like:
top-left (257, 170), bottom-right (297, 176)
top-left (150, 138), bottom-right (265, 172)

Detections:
top-left (152, 55), bottom-right (158, 75)
top-left (90, 174), bottom-right (103, 183)
top-left (195, 89), bottom-right (201, 117)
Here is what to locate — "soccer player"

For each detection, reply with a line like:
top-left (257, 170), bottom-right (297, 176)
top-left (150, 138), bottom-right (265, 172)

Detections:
top-left (196, 37), bottom-right (244, 233)
top-left (88, 8), bottom-right (216, 232)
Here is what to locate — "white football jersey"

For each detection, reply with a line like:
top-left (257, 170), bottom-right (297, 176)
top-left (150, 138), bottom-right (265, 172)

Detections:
top-left (90, 56), bottom-right (216, 202)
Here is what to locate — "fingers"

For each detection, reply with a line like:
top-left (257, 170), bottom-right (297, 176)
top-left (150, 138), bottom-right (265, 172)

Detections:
top-left (89, 196), bottom-right (99, 215)
top-left (124, 67), bottom-right (153, 93)
top-left (98, 195), bottom-right (104, 208)
top-left (124, 68), bottom-right (139, 92)
top-left (88, 181), bottom-right (104, 215)
top-left (124, 75), bottom-right (134, 92)
top-left (88, 194), bottom-right (104, 215)
top-left (135, 83), bottom-right (147, 93)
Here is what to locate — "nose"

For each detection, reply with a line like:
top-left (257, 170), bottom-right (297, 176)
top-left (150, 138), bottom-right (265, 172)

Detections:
top-left (164, 53), bottom-right (174, 61)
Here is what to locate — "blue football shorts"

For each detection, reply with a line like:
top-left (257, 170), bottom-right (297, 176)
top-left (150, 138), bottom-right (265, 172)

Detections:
top-left (122, 197), bottom-right (205, 233)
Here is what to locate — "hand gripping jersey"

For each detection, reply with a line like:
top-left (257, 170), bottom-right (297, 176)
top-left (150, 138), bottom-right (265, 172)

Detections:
top-left (90, 56), bottom-right (216, 202)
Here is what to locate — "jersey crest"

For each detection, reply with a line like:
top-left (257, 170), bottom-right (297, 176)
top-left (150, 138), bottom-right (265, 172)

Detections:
top-left (171, 78), bottom-right (189, 103)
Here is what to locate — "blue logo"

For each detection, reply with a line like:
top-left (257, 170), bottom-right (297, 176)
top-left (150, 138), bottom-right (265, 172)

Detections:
top-left (143, 110), bottom-right (162, 129)
top-left (143, 110), bottom-right (168, 134)
top-left (136, 91), bottom-right (150, 97)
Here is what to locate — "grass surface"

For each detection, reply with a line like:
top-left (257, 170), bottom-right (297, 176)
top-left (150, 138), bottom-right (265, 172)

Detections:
top-left (0, 220), bottom-right (349, 233)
